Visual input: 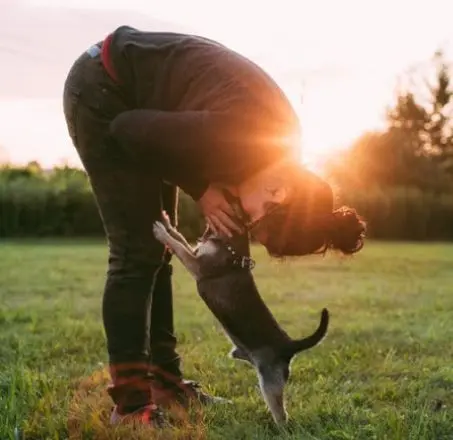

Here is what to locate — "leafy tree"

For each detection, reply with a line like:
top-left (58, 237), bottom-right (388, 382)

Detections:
top-left (327, 50), bottom-right (453, 192)
top-left (387, 50), bottom-right (453, 173)
top-left (326, 130), bottom-right (448, 192)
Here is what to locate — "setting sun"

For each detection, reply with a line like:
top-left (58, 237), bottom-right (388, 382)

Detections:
top-left (284, 80), bottom-right (389, 172)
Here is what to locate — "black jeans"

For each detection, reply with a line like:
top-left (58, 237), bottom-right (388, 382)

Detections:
top-left (63, 46), bottom-right (182, 411)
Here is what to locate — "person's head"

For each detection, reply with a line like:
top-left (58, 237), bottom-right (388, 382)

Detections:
top-left (236, 159), bottom-right (366, 257)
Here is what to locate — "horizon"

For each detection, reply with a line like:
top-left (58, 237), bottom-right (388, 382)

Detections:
top-left (1, 0), bottom-right (453, 170)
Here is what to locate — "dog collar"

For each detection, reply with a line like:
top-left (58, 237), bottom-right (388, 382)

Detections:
top-left (225, 244), bottom-right (256, 270)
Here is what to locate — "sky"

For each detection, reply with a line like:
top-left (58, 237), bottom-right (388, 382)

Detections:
top-left (1, 0), bottom-right (453, 169)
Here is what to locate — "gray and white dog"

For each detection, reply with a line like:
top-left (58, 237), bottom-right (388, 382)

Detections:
top-left (153, 213), bottom-right (329, 424)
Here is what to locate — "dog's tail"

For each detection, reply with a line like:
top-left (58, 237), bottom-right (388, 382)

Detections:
top-left (284, 308), bottom-right (329, 359)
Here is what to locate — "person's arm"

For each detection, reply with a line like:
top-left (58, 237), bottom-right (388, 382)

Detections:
top-left (109, 108), bottom-right (299, 236)
top-left (110, 109), bottom-right (255, 235)
top-left (109, 108), bottom-right (292, 191)
top-left (110, 110), bottom-right (210, 200)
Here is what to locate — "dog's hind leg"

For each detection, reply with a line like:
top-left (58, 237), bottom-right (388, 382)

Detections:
top-left (153, 221), bottom-right (201, 278)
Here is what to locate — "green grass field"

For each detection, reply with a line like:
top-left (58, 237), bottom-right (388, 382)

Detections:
top-left (1, 240), bottom-right (453, 439)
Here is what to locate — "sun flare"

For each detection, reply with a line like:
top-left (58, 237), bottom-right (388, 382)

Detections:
top-left (285, 80), bottom-right (388, 176)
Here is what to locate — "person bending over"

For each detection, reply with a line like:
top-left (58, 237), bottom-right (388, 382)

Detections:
top-left (63, 25), bottom-right (366, 425)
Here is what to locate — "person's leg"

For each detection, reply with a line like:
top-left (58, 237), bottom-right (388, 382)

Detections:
top-left (64, 45), bottom-right (230, 415)
top-left (63, 49), bottom-right (165, 418)
top-left (149, 182), bottom-right (181, 380)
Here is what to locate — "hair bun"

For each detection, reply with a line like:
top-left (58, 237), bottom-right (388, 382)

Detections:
top-left (328, 207), bottom-right (366, 254)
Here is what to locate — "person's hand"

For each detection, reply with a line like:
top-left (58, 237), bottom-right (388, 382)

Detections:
top-left (197, 185), bottom-right (243, 237)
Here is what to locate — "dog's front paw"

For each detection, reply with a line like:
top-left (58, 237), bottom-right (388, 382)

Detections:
top-left (153, 221), bottom-right (170, 244)
top-left (161, 210), bottom-right (173, 230)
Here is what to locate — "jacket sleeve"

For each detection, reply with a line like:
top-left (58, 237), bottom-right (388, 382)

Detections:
top-left (109, 108), bottom-right (298, 199)
top-left (110, 110), bottom-right (209, 199)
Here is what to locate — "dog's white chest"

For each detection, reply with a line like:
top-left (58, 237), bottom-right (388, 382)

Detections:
top-left (196, 241), bottom-right (221, 259)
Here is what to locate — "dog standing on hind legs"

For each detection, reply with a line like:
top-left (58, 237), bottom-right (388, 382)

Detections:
top-left (152, 212), bottom-right (329, 425)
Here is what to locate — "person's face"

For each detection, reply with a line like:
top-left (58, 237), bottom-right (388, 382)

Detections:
top-left (247, 201), bottom-right (283, 247)
top-left (237, 184), bottom-right (290, 228)
top-left (231, 182), bottom-right (289, 249)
